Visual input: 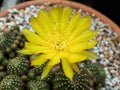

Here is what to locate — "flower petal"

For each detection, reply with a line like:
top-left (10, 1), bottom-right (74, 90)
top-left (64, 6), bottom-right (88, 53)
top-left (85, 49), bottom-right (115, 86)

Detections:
top-left (70, 16), bottom-right (91, 39)
top-left (31, 53), bottom-right (56, 66)
top-left (49, 6), bottom-right (63, 32)
top-left (70, 30), bottom-right (98, 45)
top-left (70, 63), bottom-right (80, 74)
top-left (31, 55), bottom-right (48, 66)
top-left (67, 53), bottom-right (88, 63)
top-left (18, 48), bottom-right (33, 54)
top-left (81, 51), bottom-right (98, 58)
top-left (30, 16), bottom-right (47, 39)
top-left (66, 12), bottom-right (81, 34)
top-left (61, 58), bottom-right (74, 80)
top-left (49, 6), bottom-right (63, 24)
top-left (61, 6), bottom-right (72, 31)
top-left (68, 41), bottom-right (97, 53)
top-left (23, 29), bottom-right (46, 45)
top-left (41, 62), bottom-right (52, 79)
top-left (25, 42), bottom-right (50, 54)
top-left (37, 9), bottom-right (53, 33)
top-left (48, 56), bottom-right (60, 66)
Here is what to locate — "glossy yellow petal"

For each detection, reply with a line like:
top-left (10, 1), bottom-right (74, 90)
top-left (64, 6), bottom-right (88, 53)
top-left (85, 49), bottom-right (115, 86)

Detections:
top-left (41, 62), bottom-right (52, 79)
top-left (66, 12), bottom-right (81, 34)
top-left (23, 29), bottom-right (46, 45)
top-left (81, 51), bottom-right (98, 58)
top-left (61, 6), bottom-right (72, 31)
top-left (31, 55), bottom-right (48, 66)
top-left (49, 6), bottom-right (62, 23)
top-left (66, 53), bottom-right (88, 63)
top-left (70, 30), bottom-right (98, 45)
top-left (30, 16), bottom-right (47, 39)
top-left (48, 56), bottom-right (60, 66)
top-left (61, 58), bottom-right (74, 80)
top-left (68, 41), bottom-right (97, 53)
top-left (37, 9), bottom-right (52, 32)
top-left (70, 63), bottom-right (80, 74)
top-left (31, 52), bottom-right (56, 66)
top-left (25, 42), bottom-right (50, 54)
top-left (70, 16), bottom-right (91, 39)
top-left (18, 48), bottom-right (33, 54)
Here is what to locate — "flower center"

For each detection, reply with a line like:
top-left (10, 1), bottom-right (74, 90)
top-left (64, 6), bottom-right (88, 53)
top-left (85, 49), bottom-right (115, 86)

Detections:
top-left (50, 41), bottom-right (68, 52)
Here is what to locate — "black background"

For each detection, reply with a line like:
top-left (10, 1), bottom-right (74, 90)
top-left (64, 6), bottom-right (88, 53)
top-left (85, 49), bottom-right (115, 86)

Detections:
top-left (74, 0), bottom-right (120, 26)
top-left (0, 0), bottom-right (120, 26)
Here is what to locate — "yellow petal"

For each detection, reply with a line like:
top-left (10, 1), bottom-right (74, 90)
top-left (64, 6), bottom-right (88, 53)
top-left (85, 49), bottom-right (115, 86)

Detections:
top-left (30, 16), bottom-right (47, 39)
top-left (67, 53), bottom-right (88, 63)
top-left (48, 56), bottom-right (60, 66)
top-left (61, 58), bottom-right (74, 80)
top-left (31, 55), bottom-right (48, 66)
top-left (66, 12), bottom-right (81, 34)
top-left (68, 41), bottom-right (97, 53)
top-left (23, 29), bottom-right (46, 45)
top-left (70, 63), bottom-right (80, 74)
top-left (81, 51), bottom-right (98, 58)
top-left (41, 62), bottom-right (52, 79)
top-left (49, 6), bottom-right (63, 24)
top-left (70, 30), bottom-right (98, 45)
top-left (31, 53), bottom-right (56, 66)
top-left (37, 9), bottom-right (53, 32)
top-left (25, 42), bottom-right (50, 54)
top-left (18, 48), bottom-right (33, 54)
top-left (61, 6), bottom-right (72, 31)
top-left (70, 16), bottom-right (91, 39)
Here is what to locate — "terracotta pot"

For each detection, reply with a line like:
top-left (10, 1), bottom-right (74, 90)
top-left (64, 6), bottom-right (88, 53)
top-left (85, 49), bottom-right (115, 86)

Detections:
top-left (0, 0), bottom-right (120, 35)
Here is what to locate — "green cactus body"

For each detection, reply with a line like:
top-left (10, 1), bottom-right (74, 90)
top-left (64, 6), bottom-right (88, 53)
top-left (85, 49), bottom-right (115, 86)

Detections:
top-left (85, 61), bottom-right (106, 88)
top-left (0, 51), bottom-right (6, 63)
top-left (7, 56), bottom-right (29, 76)
top-left (54, 69), bottom-right (92, 90)
top-left (0, 26), bottom-right (26, 58)
top-left (0, 75), bottom-right (24, 90)
top-left (0, 71), bottom-right (6, 80)
top-left (27, 80), bottom-right (50, 90)
top-left (27, 62), bottom-right (53, 82)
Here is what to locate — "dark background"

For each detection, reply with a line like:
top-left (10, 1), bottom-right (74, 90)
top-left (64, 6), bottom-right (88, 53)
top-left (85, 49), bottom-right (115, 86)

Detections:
top-left (74, 0), bottom-right (120, 26)
top-left (0, 0), bottom-right (120, 26)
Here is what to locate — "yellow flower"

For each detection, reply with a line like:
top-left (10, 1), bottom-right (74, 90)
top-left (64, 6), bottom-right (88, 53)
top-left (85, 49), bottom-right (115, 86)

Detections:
top-left (19, 6), bottom-right (98, 80)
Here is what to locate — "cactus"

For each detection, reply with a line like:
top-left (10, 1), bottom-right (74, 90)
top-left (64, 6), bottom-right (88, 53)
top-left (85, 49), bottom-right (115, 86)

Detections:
top-left (85, 61), bottom-right (106, 88)
top-left (54, 68), bottom-right (93, 90)
top-left (0, 50), bottom-right (6, 63)
top-left (27, 80), bottom-right (50, 90)
top-left (0, 26), bottom-right (26, 58)
top-left (0, 75), bottom-right (24, 90)
top-left (7, 56), bottom-right (29, 76)
top-left (27, 63), bottom-right (53, 83)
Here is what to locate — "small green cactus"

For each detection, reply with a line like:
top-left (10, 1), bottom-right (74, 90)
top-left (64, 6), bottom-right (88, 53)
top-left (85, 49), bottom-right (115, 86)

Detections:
top-left (27, 63), bottom-right (53, 83)
top-left (85, 61), bottom-right (106, 88)
top-left (0, 50), bottom-right (6, 63)
top-left (27, 80), bottom-right (50, 90)
top-left (0, 75), bottom-right (24, 90)
top-left (54, 68), bottom-right (93, 90)
top-left (7, 56), bottom-right (29, 76)
top-left (0, 26), bottom-right (26, 58)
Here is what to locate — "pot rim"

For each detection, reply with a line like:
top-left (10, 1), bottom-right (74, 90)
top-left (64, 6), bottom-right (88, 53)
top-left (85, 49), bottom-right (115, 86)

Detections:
top-left (0, 0), bottom-right (120, 35)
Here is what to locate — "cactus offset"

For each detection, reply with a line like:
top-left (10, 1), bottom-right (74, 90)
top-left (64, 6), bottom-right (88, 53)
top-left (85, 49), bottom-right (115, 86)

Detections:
top-left (0, 26), bottom-right (26, 58)
top-left (85, 61), bottom-right (106, 88)
top-left (27, 80), bottom-right (50, 90)
top-left (54, 68), bottom-right (93, 90)
top-left (0, 75), bottom-right (24, 90)
top-left (7, 56), bottom-right (29, 76)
